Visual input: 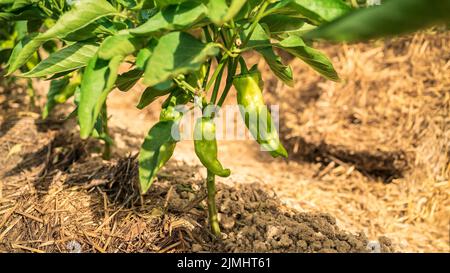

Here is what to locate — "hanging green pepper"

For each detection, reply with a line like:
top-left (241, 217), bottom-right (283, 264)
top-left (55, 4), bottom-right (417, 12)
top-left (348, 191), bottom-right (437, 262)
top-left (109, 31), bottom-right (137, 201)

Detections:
top-left (194, 116), bottom-right (231, 177)
top-left (233, 69), bottom-right (288, 158)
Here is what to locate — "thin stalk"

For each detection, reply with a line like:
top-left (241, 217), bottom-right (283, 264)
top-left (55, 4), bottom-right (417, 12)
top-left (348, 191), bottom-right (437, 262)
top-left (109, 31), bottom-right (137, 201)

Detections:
top-left (206, 170), bottom-right (221, 237)
top-left (239, 57), bottom-right (248, 74)
top-left (210, 58), bottom-right (228, 104)
top-left (203, 26), bottom-right (213, 43)
top-left (217, 58), bottom-right (239, 107)
top-left (174, 78), bottom-right (197, 94)
top-left (101, 104), bottom-right (111, 160)
top-left (202, 59), bottom-right (212, 91)
top-left (219, 29), bottom-right (229, 48)
top-left (205, 55), bottom-right (228, 92)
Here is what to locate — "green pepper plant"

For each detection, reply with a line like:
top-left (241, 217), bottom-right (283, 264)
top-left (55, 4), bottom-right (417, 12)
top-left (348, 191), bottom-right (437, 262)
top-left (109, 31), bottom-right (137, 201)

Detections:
top-left (2, 0), bottom-right (448, 236)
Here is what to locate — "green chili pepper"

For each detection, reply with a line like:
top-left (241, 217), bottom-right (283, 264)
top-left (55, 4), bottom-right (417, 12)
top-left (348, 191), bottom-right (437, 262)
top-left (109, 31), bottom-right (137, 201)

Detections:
top-left (233, 69), bottom-right (288, 158)
top-left (194, 116), bottom-right (231, 177)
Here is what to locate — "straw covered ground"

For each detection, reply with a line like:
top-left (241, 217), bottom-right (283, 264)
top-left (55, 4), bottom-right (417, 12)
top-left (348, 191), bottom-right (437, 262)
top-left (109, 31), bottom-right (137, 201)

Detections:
top-left (0, 31), bottom-right (448, 252)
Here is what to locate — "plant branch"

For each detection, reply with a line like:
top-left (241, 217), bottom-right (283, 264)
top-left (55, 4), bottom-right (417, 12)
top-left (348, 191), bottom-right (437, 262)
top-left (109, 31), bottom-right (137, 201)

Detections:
top-left (205, 55), bottom-right (228, 93)
top-left (217, 57), bottom-right (239, 107)
top-left (206, 170), bottom-right (221, 237)
top-left (242, 0), bottom-right (270, 48)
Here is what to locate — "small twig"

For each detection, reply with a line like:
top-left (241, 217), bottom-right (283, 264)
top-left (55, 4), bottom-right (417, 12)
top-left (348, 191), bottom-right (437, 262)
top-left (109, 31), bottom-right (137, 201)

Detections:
top-left (11, 244), bottom-right (45, 253)
top-left (158, 241), bottom-right (181, 253)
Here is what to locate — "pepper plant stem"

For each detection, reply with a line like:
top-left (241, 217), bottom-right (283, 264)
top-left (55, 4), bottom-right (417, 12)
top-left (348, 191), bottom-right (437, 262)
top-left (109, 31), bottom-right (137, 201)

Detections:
top-left (101, 103), bottom-right (111, 160)
top-left (217, 57), bottom-right (239, 107)
top-left (206, 170), bottom-right (221, 237)
top-left (206, 55), bottom-right (228, 94)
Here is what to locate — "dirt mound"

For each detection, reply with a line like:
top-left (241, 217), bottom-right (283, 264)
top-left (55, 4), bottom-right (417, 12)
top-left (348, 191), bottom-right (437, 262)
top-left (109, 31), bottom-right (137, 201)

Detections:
top-left (211, 184), bottom-right (393, 253)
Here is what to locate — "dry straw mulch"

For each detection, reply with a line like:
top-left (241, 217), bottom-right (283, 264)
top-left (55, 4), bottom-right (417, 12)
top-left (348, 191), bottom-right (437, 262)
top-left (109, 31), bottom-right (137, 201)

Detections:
top-left (264, 31), bottom-right (449, 252)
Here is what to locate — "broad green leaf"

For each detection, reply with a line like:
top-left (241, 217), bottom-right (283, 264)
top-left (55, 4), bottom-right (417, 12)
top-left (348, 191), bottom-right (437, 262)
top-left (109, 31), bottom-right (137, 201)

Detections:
top-left (306, 0), bottom-right (450, 42)
top-left (0, 0), bottom-right (15, 5)
top-left (154, 0), bottom-right (189, 8)
top-left (242, 23), bottom-right (293, 86)
top-left (62, 21), bottom-right (116, 42)
top-left (98, 34), bottom-right (146, 60)
top-left (207, 0), bottom-right (247, 25)
top-left (22, 42), bottom-right (98, 78)
top-left (268, 0), bottom-right (351, 25)
top-left (130, 1), bottom-right (206, 35)
top-left (137, 81), bottom-right (174, 109)
top-left (143, 31), bottom-right (219, 86)
top-left (136, 47), bottom-right (152, 70)
top-left (260, 14), bottom-right (305, 34)
top-left (36, 0), bottom-right (117, 41)
top-left (7, 0), bottom-right (33, 11)
top-left (42, 74), bottom-right (81, 119)
top-left (78, 55), bottom-right (123, 138)
top-left (0, 7), bottom-right (45, 22)
top-left (275, 35), bottom-right (339, 81)
top-left (46, 69), bottom-right (77, 80)
top-left (6, 33), bottom-right (42, 75)
top-left (139, 120), bottom-right (177, 194)
top-left (42, 77), bottom-right (70, 119)
top-left (116, 69), bottom-right (143, 91)
top-left (135, 39), bottom-right (157, 70)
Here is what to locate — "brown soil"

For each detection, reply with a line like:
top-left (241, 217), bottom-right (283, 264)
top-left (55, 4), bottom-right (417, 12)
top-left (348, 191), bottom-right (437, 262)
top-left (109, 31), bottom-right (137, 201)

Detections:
top-left (1, 31), bottom-right (448, 253)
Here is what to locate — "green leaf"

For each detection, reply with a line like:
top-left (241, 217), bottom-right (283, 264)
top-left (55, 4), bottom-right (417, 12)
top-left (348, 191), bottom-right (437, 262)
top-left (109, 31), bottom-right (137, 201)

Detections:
top-left (207, 0), bottom-right (247, 25)
top-left (305, 0), bottom-right (450, 42)
top-left (116, 69), bottom-right (143, 91)
top-left (242, 23), bottom-right (293, 86)
top-left (275, 35), bottom-right (339, 81)
top-left (130, 1), bottom-right (206, 36)
top-left (143, 31), bottom-right (219, 87)
top-left (6, 33), bottom-right (42, 75)
top-left (37, 0), bottom-right (117, 41)
top-left (139, 120), bottom-right (177, 194)
top-left (7, 0), bottom-right (33, 11)
top-left (78, 55), bottom-right (123, 138)
top-left (154, 0), bottom-right (190, 8)
top-left (260, 14), bottom-right (305, 34)
top-left (42, 77), bottom-right (70, 119)
top-left (135, 39), bottom-right (157, 70)
top-left (98, 34), bottom-right (146, 60)
top-left (137, 81), bottom-right (174, 109)
top-left (0, 0), bottom-right (15, 5)
top-left (0, 7), bottom-right (45, 22)
top-left (22, 42), bottom-right (98, 78)
top-left (62, 21), bottom-right (114, 42)
top-left (269, 0), bottom-right (351, 25)
top-left (136, 48), bottom-right (152, 70)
